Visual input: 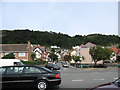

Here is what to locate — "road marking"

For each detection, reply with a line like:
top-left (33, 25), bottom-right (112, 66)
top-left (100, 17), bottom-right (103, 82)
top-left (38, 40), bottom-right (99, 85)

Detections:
top-left (72, 80), bottom-right (84, 81)
top-left (113, 78), bottom-right (118, 80)
top-left (94, 79), bottom-right (105, 81)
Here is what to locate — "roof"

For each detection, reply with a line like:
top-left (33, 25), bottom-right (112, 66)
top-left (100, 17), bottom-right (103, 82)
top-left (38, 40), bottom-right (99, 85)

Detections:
top-left (0, 44), bottom-right (28, 52)
top-left (111, 47), bottom-right (120, 54)
top-left (80, 42), bottom-right (96, 48)
top-left (33, 45), bottom-right (46, 52)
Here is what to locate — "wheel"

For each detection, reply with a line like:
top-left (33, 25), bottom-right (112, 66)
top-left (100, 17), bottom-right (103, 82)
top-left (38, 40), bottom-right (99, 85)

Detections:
top-left (37, 80), bottom-right (48, 90)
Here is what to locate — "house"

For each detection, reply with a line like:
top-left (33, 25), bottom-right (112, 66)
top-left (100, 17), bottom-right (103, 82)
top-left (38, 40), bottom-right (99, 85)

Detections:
top-left (0, 41), bottom-right (32, 61)
top-left (70, 42), bottom-right (103, 64)
top-left (32, 45), bottom-right (48, 61)
top-left (79, 48), bottom-right (103, 64)
top-left (111, 47), bottom-right (120, 55)
top-left (80, 42), bottom-right (96, 48)
top-left (110, 47), bottom-right (120, 61)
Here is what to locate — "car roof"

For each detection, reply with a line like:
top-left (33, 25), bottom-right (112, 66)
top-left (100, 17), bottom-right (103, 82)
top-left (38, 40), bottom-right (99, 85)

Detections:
top-left (1, 65), bottom-right (43, 68)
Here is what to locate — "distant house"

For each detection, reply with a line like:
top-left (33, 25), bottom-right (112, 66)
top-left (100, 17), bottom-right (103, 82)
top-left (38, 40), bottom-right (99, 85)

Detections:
top-left (33, 45), bottom-right (48, 61)
top-left (110, 47), bottom-right (120, 61)
top-left (111, 47), bottom-right (120, 55)
top-left (80, 42), bottom-right (96, 48)
top-left (0, 41), bottom-right (32, 61)
top-left (71, 42), bottom-right (103, 64)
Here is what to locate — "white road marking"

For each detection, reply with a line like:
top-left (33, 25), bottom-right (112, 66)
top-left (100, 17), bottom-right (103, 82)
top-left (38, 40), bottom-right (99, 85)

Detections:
top-left (113, 78), bottom-right (118, 80)
top-left (72, 80), bottom-right (84, 81)
top-left (94, 79), bottom-right (105, 81)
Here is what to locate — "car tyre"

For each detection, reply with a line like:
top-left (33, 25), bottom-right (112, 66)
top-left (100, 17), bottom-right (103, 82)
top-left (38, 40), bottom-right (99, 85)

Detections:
top-left (37, 80), bottom-right (48, 90)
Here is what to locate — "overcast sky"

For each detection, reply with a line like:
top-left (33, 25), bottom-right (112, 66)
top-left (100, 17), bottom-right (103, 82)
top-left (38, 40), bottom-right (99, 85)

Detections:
top-left (0, 0), bottom-right (118, 36)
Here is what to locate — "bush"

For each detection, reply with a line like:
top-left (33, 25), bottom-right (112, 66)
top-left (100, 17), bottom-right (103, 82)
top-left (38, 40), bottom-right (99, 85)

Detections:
top-left (2, 53), bottom-right (15, 59)
top-left (21, 60), bottom-right (47, 65)
top-left (21, 61), bottom-right (37, 65)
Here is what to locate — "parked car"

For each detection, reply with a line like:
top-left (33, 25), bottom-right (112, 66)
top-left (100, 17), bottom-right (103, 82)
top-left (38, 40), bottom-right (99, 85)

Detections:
top-left (61, 62), bottom-right (69, 68)
top-left (0, 65), bottom-right (61, 90)
top-left (45, 63), bottom-right (60, 70)
top-left (89, 78), bottom-right (120, 90)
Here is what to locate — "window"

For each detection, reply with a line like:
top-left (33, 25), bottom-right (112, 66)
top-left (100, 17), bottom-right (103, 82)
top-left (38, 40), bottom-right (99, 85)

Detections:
top-left (0, 67), bottom-right (6, 74)
top-left (18, 53), bottom-right (26, 57)
top-left (6, 67), bottom-right (24, 74)
top-left (24, 67), bottom-right (42, 74)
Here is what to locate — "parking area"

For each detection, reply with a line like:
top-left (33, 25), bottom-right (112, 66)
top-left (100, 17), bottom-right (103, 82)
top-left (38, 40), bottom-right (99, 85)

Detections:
top-left (51, 64), bottom-right (119, 89)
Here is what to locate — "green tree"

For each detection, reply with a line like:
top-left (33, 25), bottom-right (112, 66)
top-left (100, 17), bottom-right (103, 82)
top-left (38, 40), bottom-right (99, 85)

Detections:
top-left (89, 46), bottom-right (113, 65)
top-left (48, 53), bottom-right (58, 62)
top-left (72, 56), bottom-right (81, 63)
top-left (2, 30), bottom-right (120, 49)
top-left (2, 53), bottom-right (15, 59)
top-left (64, 54), bottom-right (71, 62)
top-left (31, 53), bottom-right (36, 60)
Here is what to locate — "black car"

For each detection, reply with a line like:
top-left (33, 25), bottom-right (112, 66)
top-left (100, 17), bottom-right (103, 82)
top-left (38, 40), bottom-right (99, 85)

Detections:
top-left (45, 63), bottom-right (60, 70)
top-left (0, 65), bottom-right (61, 90)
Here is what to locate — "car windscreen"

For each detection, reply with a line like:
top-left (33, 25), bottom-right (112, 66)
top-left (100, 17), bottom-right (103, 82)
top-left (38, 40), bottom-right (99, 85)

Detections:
top-left (112, 78), bottom-right (120, 87)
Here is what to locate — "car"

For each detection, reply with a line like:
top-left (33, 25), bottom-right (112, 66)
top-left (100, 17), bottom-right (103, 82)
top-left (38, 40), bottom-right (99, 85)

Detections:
top-left (89, 78), bottom-right (120, 90)
top-left (61, 62), bottom-right (69, 68)
top-left (0, 65), bottom-right (61, 90)
top-left (45, 63), bottom-right (60, 70)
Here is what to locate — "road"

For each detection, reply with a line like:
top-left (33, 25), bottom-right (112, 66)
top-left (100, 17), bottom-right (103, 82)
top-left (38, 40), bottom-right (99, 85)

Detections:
top-left (48, 63), bottom-right (118, 90)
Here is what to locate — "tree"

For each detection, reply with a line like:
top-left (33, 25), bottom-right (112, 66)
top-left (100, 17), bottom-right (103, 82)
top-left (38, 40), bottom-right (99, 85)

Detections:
top-left (72, 56), bottom-right (81, 63)
top-left (89, 46), bottom-right (113, 65)
top-left (2, 53), bottom-right (15, 59)
top-left (64, 54), bottom-right (71, 62)
top-left (48, 52), bottom-right (58, 62)
top-left (31, 53), bottom-right (36, 60)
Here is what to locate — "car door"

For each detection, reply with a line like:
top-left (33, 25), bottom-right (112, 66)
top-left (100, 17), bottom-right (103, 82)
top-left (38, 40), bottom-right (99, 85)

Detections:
top-left (0, 67), bottom-right (6, 88)
top-left (21, 66), bottom-right (43, 87)
top-left (2, 66), bottom-right (24, 88)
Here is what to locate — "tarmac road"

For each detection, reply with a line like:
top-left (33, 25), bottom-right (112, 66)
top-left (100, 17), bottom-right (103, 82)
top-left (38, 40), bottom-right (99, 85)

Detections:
top-left (48, 64), bottom-right (119, 90)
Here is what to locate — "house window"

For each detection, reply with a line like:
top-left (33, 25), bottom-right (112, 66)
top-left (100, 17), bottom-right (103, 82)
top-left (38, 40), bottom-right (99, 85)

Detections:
top-left (18, 53), bottom-right (26, 57)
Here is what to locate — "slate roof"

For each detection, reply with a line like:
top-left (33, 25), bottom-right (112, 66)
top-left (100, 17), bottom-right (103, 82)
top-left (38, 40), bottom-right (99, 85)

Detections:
top-left (0, 44), bottom-right (28, 52)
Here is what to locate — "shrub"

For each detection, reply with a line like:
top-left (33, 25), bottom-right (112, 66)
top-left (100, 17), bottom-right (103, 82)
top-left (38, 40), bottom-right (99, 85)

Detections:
top-left (21, 60), bottom-right (47, 65)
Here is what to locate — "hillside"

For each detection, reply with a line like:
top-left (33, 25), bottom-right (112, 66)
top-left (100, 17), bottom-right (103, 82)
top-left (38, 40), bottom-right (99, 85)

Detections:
top-left (1, 30), bottom-right (120, 49)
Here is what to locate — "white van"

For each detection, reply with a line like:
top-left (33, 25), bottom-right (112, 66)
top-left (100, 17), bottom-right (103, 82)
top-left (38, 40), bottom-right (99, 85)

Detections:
top-left (0, 59), bottom-right (24, 67)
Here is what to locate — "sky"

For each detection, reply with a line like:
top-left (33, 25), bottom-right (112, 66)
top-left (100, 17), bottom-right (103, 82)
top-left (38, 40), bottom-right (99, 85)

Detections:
top-left (0, 0), bottom-right (119, 36)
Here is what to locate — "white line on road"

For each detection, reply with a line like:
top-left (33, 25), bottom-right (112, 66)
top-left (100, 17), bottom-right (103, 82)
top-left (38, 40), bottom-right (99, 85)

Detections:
top-left (113, 78), bottom-right (118, 80)
top-left (72, 80), bottom-right (84, 81)
top-left (94, 79), bottom-right (105, 81)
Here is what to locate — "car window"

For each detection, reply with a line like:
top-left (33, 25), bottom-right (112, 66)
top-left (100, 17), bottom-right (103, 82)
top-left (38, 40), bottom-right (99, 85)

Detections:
top-left (114, 79), bottom-right (120, 83)
top-left (24, 67), bottom-right (42, 74)
top-left (6, 67), bottom-right (24, 74)
top-left (0, 67), bottom-right (6, 74)
top-left (41, 67), bottom-right (52, 73)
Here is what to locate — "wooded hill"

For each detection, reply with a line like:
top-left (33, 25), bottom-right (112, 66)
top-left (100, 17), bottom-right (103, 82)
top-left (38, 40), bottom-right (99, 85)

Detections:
top-left (1, 30), bottom-right (120, 49)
